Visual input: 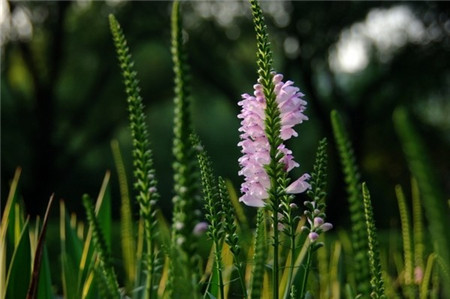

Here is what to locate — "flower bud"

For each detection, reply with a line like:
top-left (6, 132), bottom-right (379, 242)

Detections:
top-left (308, 232), bottom-right (319, 242)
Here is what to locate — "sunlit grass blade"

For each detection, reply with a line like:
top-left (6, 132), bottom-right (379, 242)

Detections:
top-left (5, 217), bottom-right (31, 299)
top-left (78, 172), bottom-right (114, 298)
top-left (226, 180), bottom-right (249, 233)
top-left (0, 167), bottom-right (22, 299)
top-left (331, 110), bottom-right (370, 296)
top-left (26, 194), bottom-right (55, 299)
top-left (82, 194), bottom-right (120, 298)
top-left (111, 139), bottom-right (136, 292)
top-left (204, 244), bottom-right (219, 299)
top-left (60, 200), bottom-right (83, 299)
top-left (393, 107), bottom-right (450, 295)
top-left (420, 253), bottom-right (435, 299)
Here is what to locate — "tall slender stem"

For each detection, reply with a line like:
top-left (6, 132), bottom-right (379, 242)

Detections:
top-left (272, 210), bottom-right (279, 299)
top-left (145, 221), bottom-right (154, 299)
top-left (299, 246), bottom-right (312, 299)
top-left (214, 241), bottom-right (225, 299)
top-left (286, 231), bottom-right (296, 297)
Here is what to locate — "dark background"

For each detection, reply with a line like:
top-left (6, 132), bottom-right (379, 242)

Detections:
top-left (1, 1), bottom-right (449, 228)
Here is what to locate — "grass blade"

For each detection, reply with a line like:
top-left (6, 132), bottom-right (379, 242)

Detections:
top-left (26, 194), bottom-right (55, 299)
top-left (111, 139), bottom-right (136, 292)
top-left (5, 217), bottom-right (31, 299)
top-left (82, 194), bottom-right (120, 298)
top-left (0, 167), bottom-right (22, 298)
top-left (60, 201), bottom-right (83, 299)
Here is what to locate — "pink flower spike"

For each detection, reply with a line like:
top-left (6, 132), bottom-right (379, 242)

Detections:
top-left (238, 73), bottom-right (308, 207)
top-left (286, 173), bottom-right (311, 194)
top-left (308, 232), bottom-right (319, 242)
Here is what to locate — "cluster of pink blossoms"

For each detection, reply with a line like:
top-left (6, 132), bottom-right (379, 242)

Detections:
top-left (238, 73), bottom-right (311, 207)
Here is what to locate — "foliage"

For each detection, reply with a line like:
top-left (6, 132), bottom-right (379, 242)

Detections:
top-left (394, 107), bottom-right (450, 296)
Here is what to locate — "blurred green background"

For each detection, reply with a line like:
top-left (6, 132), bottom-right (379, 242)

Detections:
top-left (1, 1), bottom-right (449, 227)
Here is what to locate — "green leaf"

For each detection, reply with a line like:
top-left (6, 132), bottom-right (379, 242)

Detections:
top-left (0, 167), bottom-right (22, 299)
top-left (5, 218), bottom-right (31, 299)
top-left (60, 201), bottom-right (83, 299)
top-left (82, 194), bottom-right (120, 298)
top-left (111, 139), bottom-right (136, 292)
top-left (37, 246), bottom-right (54, 299)
top-left (27, 194), bottom-right (55, 299)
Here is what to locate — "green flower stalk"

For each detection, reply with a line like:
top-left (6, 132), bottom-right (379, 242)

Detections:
top-left (331, 110), bottom-right (370, 296)
top-left (362, 183), bottom-right (386, 299)
top-left (395, 185), bottom-right (415, 296)
top-left (299, 138), bottom-right (332, 298)
top-left (218, 177), bottom-right (247, 298)
top-left (171, 0), bottom-right (201, 250)
top-left (109, 15), bottom-right (159, 298)
top-left (167, 1), bottom-right (202, 296)
top-left (194, 135), bottom-right (225, 299)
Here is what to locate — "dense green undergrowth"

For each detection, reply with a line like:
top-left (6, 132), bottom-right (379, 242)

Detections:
top-left (1, 1), bottom-right (449, 298)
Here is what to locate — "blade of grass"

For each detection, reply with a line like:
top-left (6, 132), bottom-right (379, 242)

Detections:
top-left (82, 194), bottom-right (120, 298)
top-left (26, 194), bottom-right (55, 299)
top-left (420, 253), bottom-right (435, 299)
top-left (111, 139), bottom-right (136, 291)
top-left (60, 200), bottom-right (83, 299)
top-left (5, 217), bottom-right (31, 299)
top-left (79, 172), bottom-right (114, 297)
top-left (0, 167), bottom-right (22, 298)
top-left (37, 245), bottom-right (53, 299)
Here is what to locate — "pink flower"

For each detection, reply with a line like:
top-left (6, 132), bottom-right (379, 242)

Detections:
top-left (238, 73), bottom-right (310, 207)
top-left (286, 174), bottom-right (311, 194)
top-left (193, 222), bottom-right (208, 236)
top-left (308, 232), bottom-right (319, 242)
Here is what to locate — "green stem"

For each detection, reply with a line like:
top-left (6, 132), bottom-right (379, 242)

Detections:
top-left (215, 240), bottom-right (225, 299)
top-left (273, 210), bottom-right (279, 299)
top-left (235, 258), bottom-right (248, 299)
top-left (145, 220), bottom-right (154, 299)
top-left (286, 231), bottom-right (296, 298)
top-left (299, 246), bottom-right (312, 299)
